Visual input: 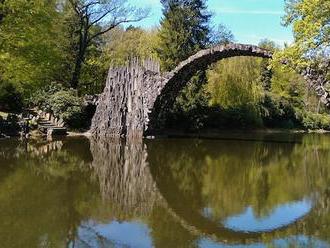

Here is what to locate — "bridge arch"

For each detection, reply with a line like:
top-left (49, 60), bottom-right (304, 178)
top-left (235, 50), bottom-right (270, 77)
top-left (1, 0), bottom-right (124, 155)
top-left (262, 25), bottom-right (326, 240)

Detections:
top-left (148, 43), bottom-right (273, 132)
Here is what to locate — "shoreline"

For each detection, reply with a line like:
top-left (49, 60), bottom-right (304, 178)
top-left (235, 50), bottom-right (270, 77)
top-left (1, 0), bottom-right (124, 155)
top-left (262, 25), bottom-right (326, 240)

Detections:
top-left (2, 128), bottom-right (330, 141)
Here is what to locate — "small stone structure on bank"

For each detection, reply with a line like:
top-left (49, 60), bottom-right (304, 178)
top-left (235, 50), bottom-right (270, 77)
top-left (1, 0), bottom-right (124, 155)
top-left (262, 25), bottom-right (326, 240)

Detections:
top-left (90, 43), bottom-right (330, 138)
top-left (37, 110), bottom-right (67, 137)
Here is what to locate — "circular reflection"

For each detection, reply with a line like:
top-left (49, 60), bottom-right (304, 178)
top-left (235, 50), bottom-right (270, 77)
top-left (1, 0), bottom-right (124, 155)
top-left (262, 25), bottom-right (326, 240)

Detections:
top-left (222, 198), bottom-right (313, 233)
top-left (147, 136), bottom-right (330, 242)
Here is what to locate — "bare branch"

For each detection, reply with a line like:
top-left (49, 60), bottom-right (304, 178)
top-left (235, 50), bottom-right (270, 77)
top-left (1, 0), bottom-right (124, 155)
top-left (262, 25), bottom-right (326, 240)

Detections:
top-left (68, 0), bottom-right (149, 87)
top-left (83, 1), bottom-right (100, 9)
top-left (87, 15), bottom-right (147, 43)
top-left (88, 6), bottom-right (118, 28)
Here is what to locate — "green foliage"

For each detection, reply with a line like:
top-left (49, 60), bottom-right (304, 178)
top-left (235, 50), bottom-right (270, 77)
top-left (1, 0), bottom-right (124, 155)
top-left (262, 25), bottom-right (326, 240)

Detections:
top-left (283, 0), bottom-right (330, 54)
top-left (0, 81), bottom-right (23, 112)
top-left (156, 0), bottom-right (212, 130)
top-left (210, 104), bottom-right (263, 128)
top-left (101, 26), bottom-right (159, 67)
top-left (167, 73), bottom-right (211, 130)
top-left (210, 24), bottom-right (235, 45)
top-left (28, 83), bottom-right (64, 111)
top-left (157, 0), bottom-right (211, 71)
top-left (30, 83), bottom-right (85, 129)
top-left (79, 26), bottom-right (160, 94)
top-left (261, 94), bottom-right (297, 128)
top-left (0, 0), bottom-right (148, 95)
top-left (0, 0), bottom-right (328, 131)
top-left (0, 113), bottom-right (20, 136)
top-left (278, 0), bottom-right (330, 69)
top-left (0, 0), bottom-right (65, 95)
top-left (296, 110), bottom-right (330, 130)
top-left (206, 57), bottom-right (264, 108)
top-left (271, 62), bottom-right (305, 102)
top-left (48, 90), bottom-right (83, 128)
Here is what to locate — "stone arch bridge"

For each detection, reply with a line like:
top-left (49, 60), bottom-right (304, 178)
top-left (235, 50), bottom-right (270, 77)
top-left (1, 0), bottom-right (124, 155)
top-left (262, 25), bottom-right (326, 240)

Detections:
top-left (91, 43), bottom-right (330, 137)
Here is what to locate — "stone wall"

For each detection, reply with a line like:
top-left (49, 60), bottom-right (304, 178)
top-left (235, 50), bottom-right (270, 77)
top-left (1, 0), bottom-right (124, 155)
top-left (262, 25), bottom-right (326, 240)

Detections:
top-left (90, 60), bottom-right (166, 137)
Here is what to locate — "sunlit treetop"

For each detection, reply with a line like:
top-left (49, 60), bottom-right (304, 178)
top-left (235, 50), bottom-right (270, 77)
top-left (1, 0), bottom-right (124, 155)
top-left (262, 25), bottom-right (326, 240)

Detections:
top-left (280, 0), bottom-right (330, 67)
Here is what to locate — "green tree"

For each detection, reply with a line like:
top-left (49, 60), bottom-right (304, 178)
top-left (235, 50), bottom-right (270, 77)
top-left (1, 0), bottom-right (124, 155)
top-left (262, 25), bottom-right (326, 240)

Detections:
top-left (280, 0), bottom-right (330, 68)
top-left (258, 40), bottom-right (279, 92)
top-left (66, 0), bottom-right (148, 89)
top-left (0, 0), bottom-right (65, 95)
top-left (101, 26), bottom-right (159, 67)
top-left (210, 24), bottom-right (235, 45)
top-left (157, 0), bottom-right (211, 71)
top-left (78, 26), bottom-right (159, 94)
top-left (156, 0), bottom-right (212, 130)
top-left (206, 57), bottom-right (263, 121)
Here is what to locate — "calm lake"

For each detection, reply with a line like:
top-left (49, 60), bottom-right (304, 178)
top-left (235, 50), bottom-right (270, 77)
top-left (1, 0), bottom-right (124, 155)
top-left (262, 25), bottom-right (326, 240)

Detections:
top-left (1, 133), bottom-right (330, 248)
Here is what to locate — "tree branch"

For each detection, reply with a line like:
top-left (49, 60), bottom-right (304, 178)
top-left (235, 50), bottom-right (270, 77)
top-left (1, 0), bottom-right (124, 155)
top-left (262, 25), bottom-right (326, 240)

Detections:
top-left (87, 16), bottom-right (146, 44)
top-left (68, 0), bottom-right (81, 16)
top-left (88, 6), bottom-right (118, 28)
top-left (83, 1), bottom-right (101, 9)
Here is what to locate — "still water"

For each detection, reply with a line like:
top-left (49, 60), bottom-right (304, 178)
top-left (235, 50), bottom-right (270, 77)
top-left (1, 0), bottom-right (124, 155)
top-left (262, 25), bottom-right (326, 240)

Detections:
top-left (1, 133), bottom-right (330, 248)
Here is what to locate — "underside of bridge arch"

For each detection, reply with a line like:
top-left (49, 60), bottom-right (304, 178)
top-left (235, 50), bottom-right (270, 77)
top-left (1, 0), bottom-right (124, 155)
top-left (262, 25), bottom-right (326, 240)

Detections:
top-left (147, 44), bottom-right (273, 133)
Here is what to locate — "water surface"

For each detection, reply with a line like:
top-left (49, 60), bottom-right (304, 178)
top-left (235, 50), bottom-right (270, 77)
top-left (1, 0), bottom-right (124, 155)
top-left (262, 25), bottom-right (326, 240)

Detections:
top-left (1, 133), bottom-right (330, 247)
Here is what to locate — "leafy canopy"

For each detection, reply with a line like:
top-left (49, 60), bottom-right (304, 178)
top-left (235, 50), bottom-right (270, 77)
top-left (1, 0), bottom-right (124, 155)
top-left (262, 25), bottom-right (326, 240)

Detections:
top-left (280, 0), bottom-right (330, 67)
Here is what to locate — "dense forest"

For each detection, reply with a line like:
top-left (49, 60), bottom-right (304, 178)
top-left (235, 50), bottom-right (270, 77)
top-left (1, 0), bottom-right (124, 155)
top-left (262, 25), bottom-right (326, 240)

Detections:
top-left (0, 0), bottom-right (329, 132)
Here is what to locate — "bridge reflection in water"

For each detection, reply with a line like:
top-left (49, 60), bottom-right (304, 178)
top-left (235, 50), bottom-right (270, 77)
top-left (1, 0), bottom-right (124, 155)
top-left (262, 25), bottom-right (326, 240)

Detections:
top-left (0, 135), bottom-right (330, 247)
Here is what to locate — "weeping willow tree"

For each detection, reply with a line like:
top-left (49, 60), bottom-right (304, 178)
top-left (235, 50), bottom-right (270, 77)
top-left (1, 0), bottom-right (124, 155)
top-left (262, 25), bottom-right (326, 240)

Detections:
top-left (207, 57), bottom-right (263, 108)
top-left (206, 57), bottom-right (264, 127)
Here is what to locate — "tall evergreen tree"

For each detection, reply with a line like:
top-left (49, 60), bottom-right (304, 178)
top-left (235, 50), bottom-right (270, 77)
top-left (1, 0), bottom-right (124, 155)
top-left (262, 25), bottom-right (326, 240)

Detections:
top-left (156, 0), bottom-right (212, 130)
top-left (157, 0), bottom-right (211, 71)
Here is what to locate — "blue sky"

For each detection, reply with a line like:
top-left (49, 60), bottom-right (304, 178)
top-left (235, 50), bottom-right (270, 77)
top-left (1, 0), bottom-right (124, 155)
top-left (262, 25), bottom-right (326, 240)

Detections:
top-left (130, 0), bottom-right (293, 46)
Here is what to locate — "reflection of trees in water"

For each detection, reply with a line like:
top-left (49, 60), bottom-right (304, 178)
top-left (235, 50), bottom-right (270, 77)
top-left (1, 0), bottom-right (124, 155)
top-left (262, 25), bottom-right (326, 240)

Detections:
top-left (147, 139), bottom-right (302, 219)
top-left (147, 136), bottom-right (330, 243)
top-left (89, 137), bottom-right (161, 219)
top-left (275, 134), bottom-right (330, 243)
top-left (1, 135), bottom-right (330, 247)
top-left (24, 138), bottom-right (93, 180)
top-left (0, 138), bottom-right (97, 248)
top-left (0, 138), bottom-right (26, 165)
top-left (26, 140), bottom-right (63, 156)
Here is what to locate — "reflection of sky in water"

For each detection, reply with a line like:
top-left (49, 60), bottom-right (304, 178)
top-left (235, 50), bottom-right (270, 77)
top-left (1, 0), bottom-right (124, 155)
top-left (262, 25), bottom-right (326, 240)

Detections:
top-left (199, 236), bottom-right (330, 248)
top-left (75, 218), bottom-right (330, 248)
top-left (223, 198), bottom-right (312, 232)
top-left (77, 220), bottom-right (153, 247)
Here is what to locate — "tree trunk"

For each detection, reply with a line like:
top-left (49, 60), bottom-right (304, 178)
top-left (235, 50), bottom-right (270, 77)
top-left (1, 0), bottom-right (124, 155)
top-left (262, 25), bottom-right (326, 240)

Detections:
top-left (71, 52), bottom-right (84, 89)
top-left (70, 24), bottom-right (88, 89)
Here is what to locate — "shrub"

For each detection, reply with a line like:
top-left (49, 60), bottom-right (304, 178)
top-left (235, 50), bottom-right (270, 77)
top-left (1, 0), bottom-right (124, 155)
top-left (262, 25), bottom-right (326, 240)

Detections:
top-left (28, 82), bottom-right (64, 110)
top-left (261, 94), bottom-right (297, 129)
top-left (29, 83), bottom-right (87, 129)
top-left (296, 110), bottom-right (330, 130)
top-left (48, 90), bottom-right (84, 128)
top-left (0, 81), bottom-right (24, 112)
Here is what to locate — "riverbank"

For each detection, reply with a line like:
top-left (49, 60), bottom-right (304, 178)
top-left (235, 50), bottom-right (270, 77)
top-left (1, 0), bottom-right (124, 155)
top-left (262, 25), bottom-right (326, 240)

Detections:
top-left (66, 127), bottom-right (330, 141)
top-left (145, 128), bottom-right (330, 144)
top-left (2, 125), bottom-right (330, 141)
